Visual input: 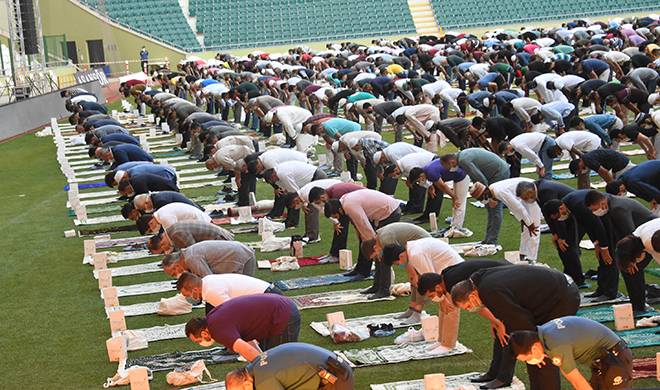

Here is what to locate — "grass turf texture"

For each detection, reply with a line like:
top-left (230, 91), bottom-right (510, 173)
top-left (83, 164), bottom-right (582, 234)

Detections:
top-left (1, 105), bottom-right (658, 389)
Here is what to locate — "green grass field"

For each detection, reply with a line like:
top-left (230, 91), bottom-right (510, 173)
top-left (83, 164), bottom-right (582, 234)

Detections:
top-left (0, 102), bottom-right (658, 389)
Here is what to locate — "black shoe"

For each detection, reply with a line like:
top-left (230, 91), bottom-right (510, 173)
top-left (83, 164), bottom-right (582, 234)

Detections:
top-left (470, 374), bottom-right (495, 383)
top-left (360, 286), bottom-right (378, 294)
top-left (343, 269), bottom-right (359, 277)
top-left (480, 379), bottom-right (510, 389)
top-left (591, 294), bottom-right (617, 303)
top-left (208, 210), bottom-right (225, 218)
top-left (647, 284), bottom-right (660, 299)
top-left (412, 214), bottom-right (429, 223)
top-left (577, 282), bottom-right (591, 289)
top-left (584, 291), bottom-right (603, 298)
top-left (584, 269), bottom-right (598, 278)
top-left (368, 290), bottom-right (391, 300)
top-left (222, 176), bottom-right (232, 183)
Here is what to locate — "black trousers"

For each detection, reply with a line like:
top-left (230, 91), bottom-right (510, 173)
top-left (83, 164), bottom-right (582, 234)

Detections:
top-left (622, 255), bottom-right (651, 312)
top-left (267, 186), bottom-right (300, 227)
top-left (402, 183), bottom-right (426, 214)
top-left (329, 213), bottom-right (351, 257)
top-left (355, 208), bottom-right (402, 292)
top-left (379, 175), bottom-right (398, 195)
top-left (364, 157), bottom-right (378, 190)
top-left (421, 188), bottom-right (444, 218)
top-left (237, 171), bottom-right (257, 207)
top-left (556, 218), bottom-right (586, 285)
top-left (489, 284), bottom-right (580, 388)
top-left (346, 154), bottom-right (359, 181)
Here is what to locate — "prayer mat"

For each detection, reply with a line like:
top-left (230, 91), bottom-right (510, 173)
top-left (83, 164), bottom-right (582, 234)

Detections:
top-left (109, 300), bottom-right (204, 317)
top-left (124, 323), bottom-right (186, 342)
top-left (155, 150), bottom-right (187, 157)
top-left (94, 261), bottom-right (162, 279)
top-left (274, 273), bottom-right (372, 291)
top-left (182, 382), bottom-right (226, 390)
top-left (335, 341), bottom-right (471, 367)
top-left (74, 214), bottom-right (126, 226)
top-left (552, 171), bottom-right (598, 180)
top-left (522, 162), bottom-right (570, 174)
top-left (76, 189), bottom-right (117, 199)
top-left (78, 225), bottom-right (137, 236)
top-left (577, 306), bottom-right (659, 323)
top-left (110, 280), bottom-right (175, 298)
top-left (230, 226), bottom-right (258, 234)
top-left (212, 213), bottom-right (268, 225)
top-left (310, 311), bottom-right (420, 337)
top-left (580, 293), bottom-right (629, 307)
top-left (268, 256), bottom-right (321, 267)
top-left (63, 182), bottom-right (106, 190)
top-left (291, 289), bottom-right (396, 310)
top-left (84, 249), bottom-right (156, 265)
top-left (632, 357), bottom-right (657, 380)
top-left (371, 372), bottom-right (525, 390)
top-left (126, 347), bottom-right (237, 372)
top-left (95, 236), bottom-right (149, 249)
top-left (616, 327), bottom-right (660, 348)
top-left (646, 268), bottom-right (660, 277)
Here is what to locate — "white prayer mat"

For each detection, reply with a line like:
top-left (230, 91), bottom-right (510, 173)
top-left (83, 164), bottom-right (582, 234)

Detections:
top-left (84, 249), bottom-right (156, 264)
top-left (72, 169), bottom-right (212, 184)
top-left (580, 293), bottom-right (629, 307)
top-left (291, 289), bottom-right (397, 310)
top-left (95, 235), bottom-right (149, 249)
top-left (336, 341), bottom-right (471, 367)
top-left (371, 372), bottom-right (525, 390)
top-left (93, 261), bottom-right (161, 279)
top-left (521, 162), bottom-right (570, 174)
top-left (310, 312), bottom-right (419, 337)
top-left (109, 280), bottom-right (175, 298)
top-left (122, 323), bottom-right (186, 343)
top-left (74, 214), bottom-right (125, 225)
top-left (107, 300), bottom-right (204, 317)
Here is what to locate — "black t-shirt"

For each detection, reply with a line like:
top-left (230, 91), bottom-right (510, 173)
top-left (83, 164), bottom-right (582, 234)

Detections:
top-left (596, 82), bottom-right (625, 98)
top-left (579, 79), bottom-right (606, 95)
top-left (630, 53), bottom-right (651, 68)
top-left (484, 117), bottom-right (523, 142)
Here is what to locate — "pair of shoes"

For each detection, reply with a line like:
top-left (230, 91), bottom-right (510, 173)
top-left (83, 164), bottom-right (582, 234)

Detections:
top-left (343, 269), bottom-right (359, 277)
top-left (318, 255), bottom-right (338, 264)
top-left (577, 282), bottom-right (591, 289)
top-left (470, 373), bottom-right (495, 383)
top-left (368, 290), bottom-right (391, 300)
top-left (360, 286), bottom-right (378, 294)
top-left (367, 323), bottom-right (394, 337)
top-left (302, 236), bottom-right (321, 244)
top-left (208, 210), bottom-right (225, 218)
top-left (480, 379), bottom-right (510, 389)
top-left (584, 290), bottom-right (603, 298)
top-left (584, 269), bottom-right (598, 279)
top-left (394, 327), bottom-right (424, 344)
top-left (591, 294), bottom-right (617, 303)
top-left (646, 284), bottom-right (660, 299)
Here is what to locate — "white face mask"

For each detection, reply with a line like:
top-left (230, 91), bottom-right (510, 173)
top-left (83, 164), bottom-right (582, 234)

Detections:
top-left (557, 213), bottom-right (569, 221)
top-left (593, 208), bottom-right (608, 217)
top-left (526, 356), bottom-right (544, 366)
top-left (431, 295), bottom-right (444, 303)
top-left (419, 180), bottom-right (432, 189)
top-left (198, 338), bottom-right (215, 347)
top-left (449, 167), bottom-right (458, 172)
top-left (524, 198), bottom-right (536, 204)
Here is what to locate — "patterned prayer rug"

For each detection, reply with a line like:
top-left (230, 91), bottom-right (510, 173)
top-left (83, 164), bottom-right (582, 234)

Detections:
top-left (577, 306), bottom-right (659, 323)
top-left (371, 372), bottom-right (525, 390)
top-left (126, 347), bottom-right (237, 372)
top-left (291, 288), bottom-right (396, 310)
top-left (274, 273), bottom-right (370, 291)
top-left (336, 341), bottom-right (471, 367)
top-left (310, 312), bottom-right (420, 337)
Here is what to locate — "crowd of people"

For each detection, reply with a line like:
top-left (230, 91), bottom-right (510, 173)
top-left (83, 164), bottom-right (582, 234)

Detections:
top-left (63, 14), bottom-right (660, 390)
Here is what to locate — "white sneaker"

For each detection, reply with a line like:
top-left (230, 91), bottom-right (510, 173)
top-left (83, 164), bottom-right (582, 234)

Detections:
top-left (394, 327), bottom-right (424, 344)
top-left (400, 312), bottom-right (422, 325)
top-left (427, 344), bottom-right (452, 355)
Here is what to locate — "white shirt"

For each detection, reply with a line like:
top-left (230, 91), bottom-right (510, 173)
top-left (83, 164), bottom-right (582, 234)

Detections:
top-left (407, 237), bottom-right (464, 275)
top-left (489, 177), bottom-right (535, 226)
top-left (555, 131), bottom-right (601, 153)
top-left (422, 80), bottom-right (450, 98)
top-left (510, 132), bottom-right (547, 168)
top-left (383, 142), bottom-right (427, 163)
top-left (71, 94), bottom-right (98, 104)
top-left (439, 88), bottom-right (465, 113)
top-left (390, 106), bottom-right (411, 120)
top-left (396, 152), bottom-right (435, 176)
top-left (340, 131), bottom-right (382, 149)
top-left (212, 145), bottom-right (254, 171)
top-left (274, 161), bottom-right (318, 193)
top-left (215, 135), bottom-right (255, 150)
top-left (297, 179), bottom-right (342, 203)
top-left (259, 149), bottom-right (307, 170)
top-left (511, 97), bottom-right (542, 123)
top-left (533, 73), bottom-right (567, 103)
top-left (633, 218), bottom-right (660, 264)
top-left (154, 203), bottom-right (211, 230)
top-left (274, 106), bottom-right (312, 138)
top-left (469, 63), bottom-right (490, 79)
top-left (201, 274), bottom-right (270, 307)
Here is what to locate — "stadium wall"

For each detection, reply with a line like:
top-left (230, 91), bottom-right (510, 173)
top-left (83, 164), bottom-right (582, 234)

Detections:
top-left (0, 80), bottom-right (102, 142)
top-left (40, 0), bottom-right (186, 74)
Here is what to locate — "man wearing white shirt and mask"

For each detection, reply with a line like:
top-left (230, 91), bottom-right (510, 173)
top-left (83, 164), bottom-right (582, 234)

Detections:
top-left (263, 105), bottom-right (312, 144)
top-left (137, 202), bottom-right (211, 234)
top-left (176, 272), bottom-right (282, 313)
top-left (288, 178), bottom-right (342, 243)
top-left (500, 132), bottom-right (556, 179)
top-left (389, 151), bottom-right (436, 216)
top-left (382, 237), bottom-right (464, 354)
top-left (547, 131), bottom-right (602, 189)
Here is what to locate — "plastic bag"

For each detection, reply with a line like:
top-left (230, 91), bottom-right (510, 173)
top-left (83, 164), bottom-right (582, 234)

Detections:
top-left (157, 294), bottom-right (193, 316)
top-left (271, 256), bottom-right (300, 271)
top-left (330, 323), bottom-right (370, 343)
top-left (166, 360), bottom-right (215, 386)
top-left (261, 237), bottom-right (294, 253)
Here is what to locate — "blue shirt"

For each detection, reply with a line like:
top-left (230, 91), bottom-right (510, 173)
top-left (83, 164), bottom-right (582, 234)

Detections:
top-left (126, 163), bottom-right (176, 182)
top-left (101, 133), bottom-right (139, 146)
top-left (582, 59), bottom-right (609, 74)
top-left (200, 79), bottom-right (219, 87)
top-left (346, 92), bottom-right (376, 103)
top-left (423, 159), bottom-right (466, 183)
top-left (322, 118), bottom-right (361, 138)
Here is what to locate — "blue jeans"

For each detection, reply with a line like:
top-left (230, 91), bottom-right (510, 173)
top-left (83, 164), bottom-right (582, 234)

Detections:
top-left (485, 201), bottom-right (503, 244)
top-left (260, 301), bottom-right (300, 350)
top-left (538, 137), bottom-right (556, 179)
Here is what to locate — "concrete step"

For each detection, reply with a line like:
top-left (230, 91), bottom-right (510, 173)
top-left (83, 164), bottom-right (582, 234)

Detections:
top-left (413, 16), bottom-right (436, 23)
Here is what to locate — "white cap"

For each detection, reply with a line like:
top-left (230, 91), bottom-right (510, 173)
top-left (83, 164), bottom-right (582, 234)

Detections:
top-left (373, 151), bottom-right (383, 164)
top-left (482, 97), bottom-right (490, 107)
top-left (263, 110), bottom-right (274, 124)
top-left (424, 120), bottom-right (435, 130)
top-left (648, 93), bottom-right (659, 106)
top-left (114, 170), bottom-right (126, 184)
top-left (331, 141), bottom-right (340, 153)
top-left (338, 98), bottom-right (347, 108)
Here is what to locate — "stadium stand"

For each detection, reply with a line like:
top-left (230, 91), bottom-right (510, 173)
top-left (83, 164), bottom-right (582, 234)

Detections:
top-left (79, 0), bottom-right (201, 50)
top-left (431, 0), bottom-right (660, 29)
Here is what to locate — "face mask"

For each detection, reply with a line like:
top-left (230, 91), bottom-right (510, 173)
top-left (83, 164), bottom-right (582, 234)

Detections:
top-left (145, 207), bottom-right (154, 213)
top-left (431, 295), bottom-right (444, 303)
top-left (526, 357), bottom-right (544, 366)
top-left (505, 151), bottom-right (516, 157)
top-left (198, 338), bottom-right (215, 347)
top-left (524, 198), bottom-right (536, 204)
top-left (419, 180), bottom-right (432, 189)
top-left (557, 213), bottom-right (569, 221)
top-left (468, 304), bottom-right (483, 313)
top-left (449, 167), bottom-right (458, 172)
top-left (593, 208), bottom-right (608, 217)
